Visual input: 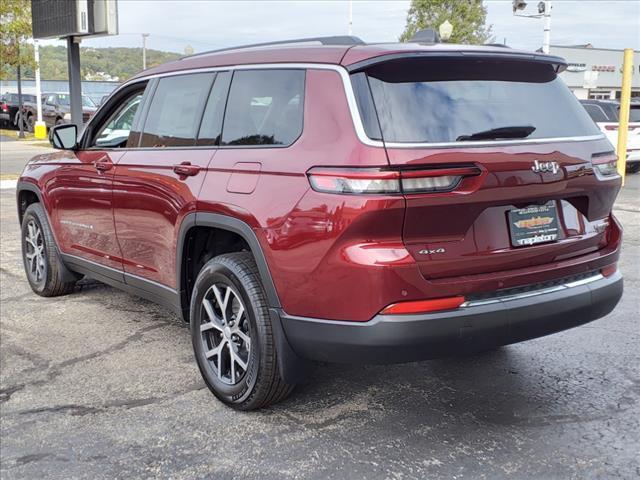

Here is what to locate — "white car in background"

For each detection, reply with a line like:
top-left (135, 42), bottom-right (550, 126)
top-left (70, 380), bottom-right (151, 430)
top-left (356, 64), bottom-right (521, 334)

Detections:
top-left (580, 99), bottom-right (640, 173)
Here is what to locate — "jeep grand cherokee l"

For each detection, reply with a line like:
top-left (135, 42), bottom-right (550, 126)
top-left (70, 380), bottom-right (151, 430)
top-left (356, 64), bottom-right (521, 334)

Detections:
top-left (17, 32), bottom-right (623, 410)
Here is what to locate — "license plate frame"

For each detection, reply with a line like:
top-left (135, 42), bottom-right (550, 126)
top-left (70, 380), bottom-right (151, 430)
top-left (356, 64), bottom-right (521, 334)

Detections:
top-left (508, 202), bottom-right (560, 248)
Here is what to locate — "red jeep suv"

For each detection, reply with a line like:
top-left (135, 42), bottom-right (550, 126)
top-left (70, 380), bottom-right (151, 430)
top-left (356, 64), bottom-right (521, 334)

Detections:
top-left (18, 32), bottom-right (623, 410)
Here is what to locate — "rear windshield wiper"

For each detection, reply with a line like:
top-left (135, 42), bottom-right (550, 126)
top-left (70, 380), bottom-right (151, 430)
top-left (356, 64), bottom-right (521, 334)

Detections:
top-left (456, 125), bottom-right (536, 142)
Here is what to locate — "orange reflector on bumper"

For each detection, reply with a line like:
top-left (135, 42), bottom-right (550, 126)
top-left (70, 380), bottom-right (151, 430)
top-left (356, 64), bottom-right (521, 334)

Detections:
top-left (601, 264), bottom-right (617, 277)
top-left (381, 296), bottom-right (466, 315)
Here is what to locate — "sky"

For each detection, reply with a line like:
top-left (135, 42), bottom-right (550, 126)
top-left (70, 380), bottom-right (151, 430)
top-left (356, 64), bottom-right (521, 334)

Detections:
top-left (42, 0), bottom-right (640, 54)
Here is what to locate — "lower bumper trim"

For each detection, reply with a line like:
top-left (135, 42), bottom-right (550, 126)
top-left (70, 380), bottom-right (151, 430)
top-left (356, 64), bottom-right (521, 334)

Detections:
top-left (280, 271), bottom-right (623, 364)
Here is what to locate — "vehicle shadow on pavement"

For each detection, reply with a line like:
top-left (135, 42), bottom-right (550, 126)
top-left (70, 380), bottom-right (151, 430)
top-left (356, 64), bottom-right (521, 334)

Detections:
top-left (270, 344), bottom-right (635, 433)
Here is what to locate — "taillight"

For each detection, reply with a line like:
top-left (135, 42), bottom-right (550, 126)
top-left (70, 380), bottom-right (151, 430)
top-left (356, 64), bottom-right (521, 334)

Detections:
top-left (308, 168), bottom-right (399, 194)
top-left (591, 152), bottom-right (619, 178)
top-left (0, 102), bottom-right (7, 112)
top-left (380, 296), bottom-right (466, 315)
top-left (307, 166), bottom-right (480, 195)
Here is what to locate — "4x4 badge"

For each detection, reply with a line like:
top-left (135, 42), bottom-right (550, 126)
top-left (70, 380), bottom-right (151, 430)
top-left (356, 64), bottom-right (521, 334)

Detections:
top-left (531, 160), bottom-right (560, 174)
top-left (419, 247), bottom-right (446, 255)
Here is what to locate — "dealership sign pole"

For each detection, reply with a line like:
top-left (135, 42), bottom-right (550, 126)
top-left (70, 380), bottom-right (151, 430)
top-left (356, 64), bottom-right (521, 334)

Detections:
top-left (31, 0), bottom-right (118, 129)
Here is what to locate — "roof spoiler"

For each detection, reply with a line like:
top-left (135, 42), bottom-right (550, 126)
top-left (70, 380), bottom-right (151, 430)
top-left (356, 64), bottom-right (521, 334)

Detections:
top-left (347, 51), bottom-right (568, 74)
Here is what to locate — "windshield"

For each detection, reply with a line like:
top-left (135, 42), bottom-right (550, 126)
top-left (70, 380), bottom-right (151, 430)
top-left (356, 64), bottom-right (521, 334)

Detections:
top-left (82, 95), bottom-right (96, 108)
top-left (355, 58), bottom-right (602, 143)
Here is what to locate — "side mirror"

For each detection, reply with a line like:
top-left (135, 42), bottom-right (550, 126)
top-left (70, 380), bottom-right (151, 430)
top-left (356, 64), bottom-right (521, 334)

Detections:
top-left (49, 124), bottom-right (78, 150)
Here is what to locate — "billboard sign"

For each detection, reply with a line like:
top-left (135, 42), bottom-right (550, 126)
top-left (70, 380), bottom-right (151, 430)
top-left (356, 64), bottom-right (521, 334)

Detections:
top-left (31, 0), bottom-right (117, 39)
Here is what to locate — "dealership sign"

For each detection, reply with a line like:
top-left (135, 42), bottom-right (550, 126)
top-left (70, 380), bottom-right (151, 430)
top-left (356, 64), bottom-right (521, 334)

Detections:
top-left (566, 63), bottom-right (587, 72)
top-left (591, 65), bottom-right (616, 72)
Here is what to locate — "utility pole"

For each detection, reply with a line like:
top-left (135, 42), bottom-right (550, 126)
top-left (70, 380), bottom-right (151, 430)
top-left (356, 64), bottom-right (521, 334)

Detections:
top-left (16, 38), bottom-right (24, 139)
top-left (348, 0), bottom-right (353, 35)
top-left (142, 33), bottom-right (150, 70)
top-left (542, 1), bottom-right (552, 54)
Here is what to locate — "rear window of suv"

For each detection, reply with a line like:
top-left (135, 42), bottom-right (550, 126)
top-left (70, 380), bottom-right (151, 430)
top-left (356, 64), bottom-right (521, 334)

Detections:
top-left (354, 57), bottom-right (602, 144)
top-left (221, 69), bottom-right (305, 146)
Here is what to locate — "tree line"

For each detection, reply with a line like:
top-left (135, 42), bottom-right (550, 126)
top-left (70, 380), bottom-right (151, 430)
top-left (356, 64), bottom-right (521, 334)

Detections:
top-left (6, 45), bottom-right (181, 82)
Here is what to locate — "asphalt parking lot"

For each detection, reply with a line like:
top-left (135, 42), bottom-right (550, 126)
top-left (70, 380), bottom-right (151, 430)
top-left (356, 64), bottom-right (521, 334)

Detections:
top-left (1, 142), bottom-right (639, 479)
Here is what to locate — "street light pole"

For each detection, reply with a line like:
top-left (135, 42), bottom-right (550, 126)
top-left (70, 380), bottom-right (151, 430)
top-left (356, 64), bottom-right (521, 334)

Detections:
top-left (513, 0), bottom-right (552, 54)
top-left (542, 1), bottom-right (552, 54)
top-left (142, 33), bottom-right (150, 70)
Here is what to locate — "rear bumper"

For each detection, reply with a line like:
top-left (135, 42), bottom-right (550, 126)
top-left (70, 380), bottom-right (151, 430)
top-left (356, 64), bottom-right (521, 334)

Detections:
top-left (280, 271), bottom-right (623, 364)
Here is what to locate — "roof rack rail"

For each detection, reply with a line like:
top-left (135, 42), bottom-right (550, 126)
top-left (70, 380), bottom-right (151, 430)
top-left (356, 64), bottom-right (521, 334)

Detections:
top-left (180, 35), bottom-right (365, 60)
top-left (484, 43), bottom-right (511, 48)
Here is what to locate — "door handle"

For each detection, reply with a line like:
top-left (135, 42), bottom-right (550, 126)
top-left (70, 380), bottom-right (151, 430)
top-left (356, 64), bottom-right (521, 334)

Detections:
top-left (95, 158), bottom-right (113, 172)
top-left (173, 162), bottom-right (200, 177)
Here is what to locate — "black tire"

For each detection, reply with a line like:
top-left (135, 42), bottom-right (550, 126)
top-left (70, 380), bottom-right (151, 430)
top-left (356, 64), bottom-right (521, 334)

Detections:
top-left (627, 163), bottom-right (640, 174)
top-left (190, 252), bottom-right (294, 410)
top-left (21, 203), bottom-right (77, 297)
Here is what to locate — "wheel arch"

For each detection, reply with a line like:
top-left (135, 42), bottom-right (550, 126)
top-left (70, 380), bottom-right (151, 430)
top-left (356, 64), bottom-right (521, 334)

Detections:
top-left (17, 182), bottom-right (79, 285)
top-left (16, 181), bottom-right (45, 225)
top-left (177, 212), bottom-right (281, 321)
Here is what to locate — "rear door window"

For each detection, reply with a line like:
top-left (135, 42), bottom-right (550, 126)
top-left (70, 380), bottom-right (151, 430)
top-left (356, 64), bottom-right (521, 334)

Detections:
top-left (221, 69), bottom-right (305, 146)
top-left (357, 58), bottom-right (602, 144)
top-left (140, 73), bottom-right (214, 147)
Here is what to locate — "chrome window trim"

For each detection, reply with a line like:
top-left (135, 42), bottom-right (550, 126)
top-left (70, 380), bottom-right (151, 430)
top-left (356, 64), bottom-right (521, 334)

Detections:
top-left (381, 134), bottom-right (606, 149)
top-left (460, 273), bottom-right (604, 308)
top-left (101, 63), bottom-right (606, 150)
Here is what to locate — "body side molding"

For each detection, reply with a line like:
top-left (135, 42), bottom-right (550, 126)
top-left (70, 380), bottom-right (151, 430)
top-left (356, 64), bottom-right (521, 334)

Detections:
top-left (60, 252), bottom-right (182, 315)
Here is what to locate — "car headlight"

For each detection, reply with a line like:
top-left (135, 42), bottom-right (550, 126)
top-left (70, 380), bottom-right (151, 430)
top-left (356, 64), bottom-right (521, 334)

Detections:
top-left (63, 113), bottom-right (71, 120)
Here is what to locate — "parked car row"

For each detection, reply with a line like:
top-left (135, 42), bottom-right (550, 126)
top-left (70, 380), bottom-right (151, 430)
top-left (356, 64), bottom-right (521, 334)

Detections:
top-left (1, 92), bottom-right (97, 132)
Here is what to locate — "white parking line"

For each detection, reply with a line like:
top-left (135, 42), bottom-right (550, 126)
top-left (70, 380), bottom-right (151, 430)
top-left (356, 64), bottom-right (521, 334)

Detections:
top-left (0, 179), bottom-right (18, 190)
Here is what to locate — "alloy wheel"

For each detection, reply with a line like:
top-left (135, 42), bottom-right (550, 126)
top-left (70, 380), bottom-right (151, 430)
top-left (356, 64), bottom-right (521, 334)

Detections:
top-left (199, 284), bottom-right (252, 385)
top-left (24, 220), bottom-right (46, 284)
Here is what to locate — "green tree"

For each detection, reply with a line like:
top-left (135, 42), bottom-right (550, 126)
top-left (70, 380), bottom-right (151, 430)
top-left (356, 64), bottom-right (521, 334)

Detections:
top-left (0, 0), bottom-right (35, 79)
top-left (400, 0), bottom-right (492, 44)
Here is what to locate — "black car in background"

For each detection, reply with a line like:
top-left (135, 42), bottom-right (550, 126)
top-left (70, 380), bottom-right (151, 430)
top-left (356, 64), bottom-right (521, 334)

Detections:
top-left (1, 93), bottom-right (37, 130)
top-left (5, 92), bottom-right (100, 132)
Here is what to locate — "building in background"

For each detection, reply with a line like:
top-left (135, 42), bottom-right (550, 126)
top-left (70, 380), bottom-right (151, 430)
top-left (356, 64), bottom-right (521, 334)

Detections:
top-left (550, 45), bottom-right (639, 100)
